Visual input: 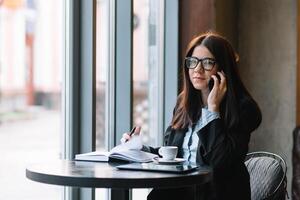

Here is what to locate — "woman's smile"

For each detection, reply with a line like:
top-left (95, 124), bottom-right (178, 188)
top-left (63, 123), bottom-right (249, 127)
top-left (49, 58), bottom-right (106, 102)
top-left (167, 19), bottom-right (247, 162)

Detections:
top-left (193, 76), bottom-right (206, 81)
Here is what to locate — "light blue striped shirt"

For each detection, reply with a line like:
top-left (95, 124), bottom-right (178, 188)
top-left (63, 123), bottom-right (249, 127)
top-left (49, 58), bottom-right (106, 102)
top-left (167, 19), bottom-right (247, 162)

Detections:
top-left (182, 108), bottom-right (220, 163)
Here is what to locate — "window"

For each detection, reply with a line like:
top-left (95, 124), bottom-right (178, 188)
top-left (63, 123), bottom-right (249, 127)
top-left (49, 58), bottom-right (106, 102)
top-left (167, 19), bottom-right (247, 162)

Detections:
top-left (92, 0), bottom-right (178, 200)
top-left (133, 0), bottom-right (164, 146)
top-left (95, 0), bottom-right (111, 199)
top-left (132, 1), bottom-right (165, 198)
top-left (0, 0), bottom-right (64, 199)
top-left (95, 0), bottom-right (110, 153)
top-left (0, 0), bottom-right (178, 199)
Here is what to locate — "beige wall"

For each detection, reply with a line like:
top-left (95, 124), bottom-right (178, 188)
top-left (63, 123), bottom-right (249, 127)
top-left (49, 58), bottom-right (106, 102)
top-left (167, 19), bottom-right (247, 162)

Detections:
top-left (180, 0), bottom-right (297, 193)
top-left (237, 0), bottom-right (297, 193)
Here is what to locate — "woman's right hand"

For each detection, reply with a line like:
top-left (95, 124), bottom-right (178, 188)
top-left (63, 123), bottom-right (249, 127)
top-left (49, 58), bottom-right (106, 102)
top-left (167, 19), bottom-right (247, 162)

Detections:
top-left (120, 126), bottom-right (141, 144)
top-left (207, 71), bottom-right (227, 112)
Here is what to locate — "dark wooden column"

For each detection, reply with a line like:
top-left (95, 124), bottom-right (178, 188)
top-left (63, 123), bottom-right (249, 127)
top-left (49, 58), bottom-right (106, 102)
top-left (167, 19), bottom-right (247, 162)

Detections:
top-left (179, 0), bottom-right (215, 58)
top-left (178, 0), bottom-right (215, 91)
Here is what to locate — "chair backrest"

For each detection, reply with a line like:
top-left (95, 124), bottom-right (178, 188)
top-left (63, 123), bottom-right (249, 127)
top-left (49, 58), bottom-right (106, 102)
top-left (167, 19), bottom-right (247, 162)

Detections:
top-left (245, 151), bottom-right (287, 200)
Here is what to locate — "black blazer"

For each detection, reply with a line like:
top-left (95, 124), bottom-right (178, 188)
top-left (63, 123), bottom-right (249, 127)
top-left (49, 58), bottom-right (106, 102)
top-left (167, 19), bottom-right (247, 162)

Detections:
top-left (148, 99), bottom-right (261, 200)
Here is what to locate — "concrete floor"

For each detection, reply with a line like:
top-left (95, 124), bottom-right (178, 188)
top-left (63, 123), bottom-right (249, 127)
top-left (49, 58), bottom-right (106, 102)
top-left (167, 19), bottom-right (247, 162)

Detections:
top-left (0, 109), bottom-right (63, 200)
top-left (0, 109), bottom-right (148, 200)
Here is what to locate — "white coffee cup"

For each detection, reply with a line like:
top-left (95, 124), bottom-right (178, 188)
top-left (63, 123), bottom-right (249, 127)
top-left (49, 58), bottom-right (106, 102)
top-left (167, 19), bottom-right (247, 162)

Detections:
top-left (158, 146), bottom-right (178, 160)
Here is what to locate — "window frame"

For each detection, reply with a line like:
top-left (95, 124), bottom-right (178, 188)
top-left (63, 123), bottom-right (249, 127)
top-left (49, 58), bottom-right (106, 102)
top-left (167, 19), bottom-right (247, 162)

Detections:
top-left (64, 0), bottom-right (96, 200)
top-left (64, 0), bottom-right (179, 200)
top-left (164, 0), bottom-right (179, 131)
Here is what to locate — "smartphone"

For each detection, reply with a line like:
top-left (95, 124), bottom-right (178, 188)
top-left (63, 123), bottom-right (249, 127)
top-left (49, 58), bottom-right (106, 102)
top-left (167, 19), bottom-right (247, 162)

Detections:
top-left (208, 74), bottom-right (221, 91)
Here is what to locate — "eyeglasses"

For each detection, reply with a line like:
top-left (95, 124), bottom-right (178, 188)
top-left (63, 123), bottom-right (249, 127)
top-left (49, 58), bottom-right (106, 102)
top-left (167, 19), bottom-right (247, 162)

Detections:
top-left (185, 57), bottom-right (217, 71)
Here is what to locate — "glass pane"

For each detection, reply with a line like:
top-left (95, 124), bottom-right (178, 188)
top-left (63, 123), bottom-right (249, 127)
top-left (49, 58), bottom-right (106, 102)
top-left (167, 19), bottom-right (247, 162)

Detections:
top-left (95, 0), bottom-right (108, 152)
top-left (0, 0), bottom-right (64, 200)
top-left (132, 0), bottom-right (164, 199)
top-left (95, 0), bottom-right (109, 199)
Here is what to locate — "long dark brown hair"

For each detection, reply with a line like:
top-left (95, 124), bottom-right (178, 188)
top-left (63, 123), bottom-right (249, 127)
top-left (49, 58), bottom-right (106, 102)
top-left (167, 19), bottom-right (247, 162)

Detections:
top-left (171, 31), bottom-right (261, 130)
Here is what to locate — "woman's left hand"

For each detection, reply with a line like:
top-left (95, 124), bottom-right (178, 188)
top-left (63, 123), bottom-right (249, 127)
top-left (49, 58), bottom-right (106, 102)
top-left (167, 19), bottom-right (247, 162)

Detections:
top-left (207, 71), bottom-right (227, 112)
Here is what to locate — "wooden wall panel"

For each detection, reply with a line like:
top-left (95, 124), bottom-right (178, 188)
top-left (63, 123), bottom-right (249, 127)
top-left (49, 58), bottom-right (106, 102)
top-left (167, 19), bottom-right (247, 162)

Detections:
top-left (179, 0), bottom-right (215, 58)
top-left (178, 0), bottom-right (215, 91)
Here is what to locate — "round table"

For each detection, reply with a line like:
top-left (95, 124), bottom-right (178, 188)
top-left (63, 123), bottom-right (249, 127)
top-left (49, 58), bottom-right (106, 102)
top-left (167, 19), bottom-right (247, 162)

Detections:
top-left (26, 160), bottom-right (212, 200)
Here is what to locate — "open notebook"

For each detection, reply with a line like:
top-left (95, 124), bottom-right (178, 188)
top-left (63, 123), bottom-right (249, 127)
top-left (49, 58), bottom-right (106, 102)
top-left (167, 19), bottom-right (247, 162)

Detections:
top-left (75, 136), bottom-right (158, 163)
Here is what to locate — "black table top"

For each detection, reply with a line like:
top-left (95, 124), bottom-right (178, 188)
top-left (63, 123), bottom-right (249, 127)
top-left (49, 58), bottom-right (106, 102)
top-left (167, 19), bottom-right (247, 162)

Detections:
top-left (26, 160), bottom-right (212, 189)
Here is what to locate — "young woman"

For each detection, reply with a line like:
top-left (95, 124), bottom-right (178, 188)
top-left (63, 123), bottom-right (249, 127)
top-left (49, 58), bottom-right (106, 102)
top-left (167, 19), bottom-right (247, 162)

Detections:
top-left (122, 32), bottom-right (262, 200)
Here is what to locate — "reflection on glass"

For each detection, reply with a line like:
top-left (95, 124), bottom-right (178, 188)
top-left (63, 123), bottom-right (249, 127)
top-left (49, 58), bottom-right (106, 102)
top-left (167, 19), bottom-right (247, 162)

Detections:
top-left (95, 0), bottom-right (108, 152)
top-left (0, 0), bottom-right (63, 199)
top-left (133, 0), bottom-right (164, 199)
top-left (95, 0), bottom-right (109, 199)
top-left (133, 0), bottom-right (149, 144)
top-left (133, 0), bottom-right (163, 150)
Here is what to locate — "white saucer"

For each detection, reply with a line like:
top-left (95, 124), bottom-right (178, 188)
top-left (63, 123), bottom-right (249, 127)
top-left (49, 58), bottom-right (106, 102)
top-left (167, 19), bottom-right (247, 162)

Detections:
top-left (152, 157), bottom-right (186, 164)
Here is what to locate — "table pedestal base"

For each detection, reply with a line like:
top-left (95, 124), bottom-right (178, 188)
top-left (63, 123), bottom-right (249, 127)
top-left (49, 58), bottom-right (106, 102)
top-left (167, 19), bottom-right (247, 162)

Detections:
top-left (111, 189), bottom-right (130, 200)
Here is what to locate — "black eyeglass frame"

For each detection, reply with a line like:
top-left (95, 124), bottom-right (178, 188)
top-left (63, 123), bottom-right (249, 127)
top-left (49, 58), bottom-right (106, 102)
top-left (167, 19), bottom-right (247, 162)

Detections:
top-left (184, 56), bottom-right (217, 71)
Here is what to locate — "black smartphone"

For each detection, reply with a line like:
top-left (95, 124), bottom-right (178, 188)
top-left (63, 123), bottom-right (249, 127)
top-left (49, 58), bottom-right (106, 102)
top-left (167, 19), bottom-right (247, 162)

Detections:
top-left (208, 74), bottom-right (221, 91)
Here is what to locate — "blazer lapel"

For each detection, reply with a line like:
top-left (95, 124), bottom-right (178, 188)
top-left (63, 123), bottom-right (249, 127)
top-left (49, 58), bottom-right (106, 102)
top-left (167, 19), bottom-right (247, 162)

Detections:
top-left (171, 128), bottom-right (187, 158)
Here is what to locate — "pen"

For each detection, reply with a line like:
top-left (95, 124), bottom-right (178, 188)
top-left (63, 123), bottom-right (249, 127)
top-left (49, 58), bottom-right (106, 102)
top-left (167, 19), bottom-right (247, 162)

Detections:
top-left (125, 126), bottom-right (136, 142)
top-left (129, 126), bottom-right (136, 136)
